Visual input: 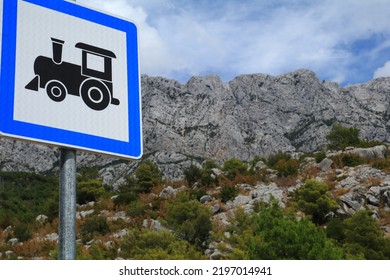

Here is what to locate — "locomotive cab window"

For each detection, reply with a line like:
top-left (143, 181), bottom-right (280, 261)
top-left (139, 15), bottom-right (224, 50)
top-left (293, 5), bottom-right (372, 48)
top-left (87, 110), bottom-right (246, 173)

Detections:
top-left (86, 53), bottom-right (105, 73)
top-left (75, 42), bottom-right (117, 83)
top-left (81, 51), bottom-right (112, 81)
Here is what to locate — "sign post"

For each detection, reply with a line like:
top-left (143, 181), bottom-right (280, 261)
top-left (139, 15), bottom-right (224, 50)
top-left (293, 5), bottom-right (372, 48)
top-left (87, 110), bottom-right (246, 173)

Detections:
top-left (58, 148), bottom-right (76, 260)
top-left (0, 0), bottom-right (142, 260)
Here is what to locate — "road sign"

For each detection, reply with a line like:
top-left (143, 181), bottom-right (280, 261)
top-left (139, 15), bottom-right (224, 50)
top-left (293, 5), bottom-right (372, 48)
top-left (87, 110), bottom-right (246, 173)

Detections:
top-left (0, 0), bottom-right (142, 159)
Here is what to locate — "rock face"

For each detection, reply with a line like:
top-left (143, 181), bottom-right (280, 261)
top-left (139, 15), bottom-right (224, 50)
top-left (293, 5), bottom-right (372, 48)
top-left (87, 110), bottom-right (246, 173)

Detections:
top-left (2, 69), bottom-right (390, 180)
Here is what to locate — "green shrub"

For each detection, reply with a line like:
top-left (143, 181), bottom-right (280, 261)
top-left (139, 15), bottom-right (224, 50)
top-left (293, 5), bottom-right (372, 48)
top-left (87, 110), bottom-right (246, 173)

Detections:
top-left (342, 210), bottom-right (390, 259)
top-left (341, 154), bottom-right (365, 167)
top-left (0, 172), bottom-right (58, 224)
top-left (77, 166), bottom-right (100, 182)
top-left (326, 123), bottom-right (360, 151)
top-left (81, 216), bottom-right (110, 241)
top-left (294, 180), bottom-right (338, 225)
top-left (222, 158), bottom-right (247, 179)
top-left (274, 159), bottom-right (299, 177)
top-left (164, 192), bottom-right (212, 245)
top-left (134, 160), bottom-right (162, 192)
top-left (229, 202), bottom-right (343, 260)
top-left (331, 153), bottom-right (366, 168)
top-left (119, 229), bottom-right (204, 260)
top-left (220, 185), bottom-right (238, 203)
top-left (267, 151), bottom-right (291, 167)
top-left (13, 222), bottom-right (33, 242)
top-left (113, 192), bottom-right (138, 208)
top-left (184, 165), bottom-right (202, 186)
top-left (127, 200), bottom-right (145, 217)
top-left (77, 179), bottom-right (105, 205)
top-left (314, 151), bottom-right (327, 163)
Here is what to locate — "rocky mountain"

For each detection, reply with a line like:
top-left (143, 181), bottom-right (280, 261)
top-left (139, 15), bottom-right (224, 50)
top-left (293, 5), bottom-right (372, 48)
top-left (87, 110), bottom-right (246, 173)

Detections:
top-left (1, 69), bottom-right (390, 182)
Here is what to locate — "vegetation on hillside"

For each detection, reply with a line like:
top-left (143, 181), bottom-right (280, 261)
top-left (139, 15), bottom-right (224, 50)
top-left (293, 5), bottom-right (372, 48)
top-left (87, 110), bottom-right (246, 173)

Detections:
top-left (1, 124), bottom-right (390, 260)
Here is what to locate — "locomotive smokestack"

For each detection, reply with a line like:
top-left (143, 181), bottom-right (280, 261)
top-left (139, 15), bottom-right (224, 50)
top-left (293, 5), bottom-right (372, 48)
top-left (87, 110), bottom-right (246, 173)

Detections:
top-left (51, 38), bottom-right (65, 64)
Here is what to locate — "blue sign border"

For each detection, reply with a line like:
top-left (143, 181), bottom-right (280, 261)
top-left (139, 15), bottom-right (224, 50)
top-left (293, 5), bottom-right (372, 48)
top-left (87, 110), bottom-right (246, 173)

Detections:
top-left (0, 0), bottom-right (143, 159)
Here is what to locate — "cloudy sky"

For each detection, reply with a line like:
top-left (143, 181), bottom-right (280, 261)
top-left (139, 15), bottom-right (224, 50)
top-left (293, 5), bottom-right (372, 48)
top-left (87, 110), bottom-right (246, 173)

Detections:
top-left (76, 0), bottom-right (390, 86)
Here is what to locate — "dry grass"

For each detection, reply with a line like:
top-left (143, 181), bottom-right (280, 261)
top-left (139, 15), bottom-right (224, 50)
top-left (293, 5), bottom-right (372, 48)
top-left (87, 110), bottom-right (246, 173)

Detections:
top-left (12, 239), bottom-right (56, 259)
top-left (362, 175), bottom-right (382, 187)
top-left (274, 176), bottom-right (298, 188)
top-left (332, 186), bottom-right (352, 198)
top-left (301, 165), bottom-right (321, 180)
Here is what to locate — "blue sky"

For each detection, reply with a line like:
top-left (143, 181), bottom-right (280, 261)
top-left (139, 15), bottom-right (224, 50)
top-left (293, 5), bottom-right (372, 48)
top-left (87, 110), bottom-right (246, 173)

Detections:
top-left (77, 0), bottom-right (390, 86)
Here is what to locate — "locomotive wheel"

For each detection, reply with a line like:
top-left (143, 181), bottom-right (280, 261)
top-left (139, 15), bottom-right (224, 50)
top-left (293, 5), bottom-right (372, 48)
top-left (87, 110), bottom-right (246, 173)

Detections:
top-left (80, 79), bottom-right (110, 111)
top-left (46, 80), bottom-right (67, 102)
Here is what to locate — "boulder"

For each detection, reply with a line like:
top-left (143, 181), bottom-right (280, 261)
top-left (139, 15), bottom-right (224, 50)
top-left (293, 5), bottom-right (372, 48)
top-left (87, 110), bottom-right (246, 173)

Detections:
top-left (318, 158), bottom-right (333, 172)
top-left (45, 233), bottom-right (59, 242)
top-left (347, 145), bottom-right (387, 160)
top-left (200, 195), bottom-right (213, 203)
top-left (142, 219), bottom-right (164, 232)
top-left (7, 238), bottom-right (19, 246)
top-left (251, 183), bottom-right (285, 208)
top-left (159, 186), bottom-right (176, 199)
top-left (35, 214), bottom-right (48, 223)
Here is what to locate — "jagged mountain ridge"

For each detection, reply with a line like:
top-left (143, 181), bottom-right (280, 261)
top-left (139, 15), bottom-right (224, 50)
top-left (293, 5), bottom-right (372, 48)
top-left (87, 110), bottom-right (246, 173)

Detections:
top-left (142, 68), bottom-right (390, 158)
top-left (1, 69), bottom-right (390, 181)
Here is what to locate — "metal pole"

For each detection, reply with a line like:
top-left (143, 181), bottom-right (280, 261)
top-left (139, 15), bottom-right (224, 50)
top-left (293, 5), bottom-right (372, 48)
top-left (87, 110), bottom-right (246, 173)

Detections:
top-left (58, 148), bottom-right (77, 260)
top-left (57, 0), bottom-right (77, 261)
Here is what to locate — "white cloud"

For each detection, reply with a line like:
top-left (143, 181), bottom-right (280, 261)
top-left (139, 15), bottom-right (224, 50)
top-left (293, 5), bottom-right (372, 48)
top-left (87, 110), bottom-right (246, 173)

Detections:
top-left (374, 61), bottom-right (390, 79)
top-left (76, 0), bottom-right (390, 85)
top-left (76, 0), bottom-right (175, 76)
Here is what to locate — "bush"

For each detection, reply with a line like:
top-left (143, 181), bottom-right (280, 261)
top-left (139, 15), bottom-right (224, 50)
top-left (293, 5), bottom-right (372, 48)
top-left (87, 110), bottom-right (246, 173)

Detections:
top-left (222, 158), bottom-right (247, 179)
top-left (184, 165), bottom-right (202, 186)
top-left (340, 154), bottom-right (365, 167)
top-left (113, 192), bottom-right (138, 208)
top-left (134, 160), bottom-right (162, 192)
top-left (342, 210), bottom-right (390, 259)
top-left (77, 166), bottom-right (100, 182)
top-left (13, 222), bottom-right (33, 242)
top-left (164, 192), bottom-right (212, 245)
top-left (229, 202), bottom-right (343, 260)
top-left (77, 179), bottom-right (105, 205)
top-left (330, 153), bottom-right (365, 168)
top-left (314, 151), bottom-right (327, 163)
top-left (326, 123), bottom-right (360, 151)
top-left (273, 159), bottom-right (299, 177)
top-left (267, 151), bottom-right (291, 167)
top-left (119, 229), bottom-right (204, 260)
top-left (127, 200), bottom-right (145, 217)
top-left (220, 185), bottom-right (238, 203)
top-left (81, 216), bottom-right (110, 241)
top-left (294, 180), bottom-right (338, 225)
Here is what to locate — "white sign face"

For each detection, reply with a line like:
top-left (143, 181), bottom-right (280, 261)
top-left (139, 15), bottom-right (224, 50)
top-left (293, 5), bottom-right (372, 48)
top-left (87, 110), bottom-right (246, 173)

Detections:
top-left (0, 0), bottom-right (142, 159)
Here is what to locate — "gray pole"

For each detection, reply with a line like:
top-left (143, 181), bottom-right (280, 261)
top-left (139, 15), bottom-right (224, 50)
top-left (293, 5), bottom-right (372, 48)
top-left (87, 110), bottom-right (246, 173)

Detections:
top-left (58, 0), bottom-right (77, 260)
top-left (58, 148), bottom-right (77, 260)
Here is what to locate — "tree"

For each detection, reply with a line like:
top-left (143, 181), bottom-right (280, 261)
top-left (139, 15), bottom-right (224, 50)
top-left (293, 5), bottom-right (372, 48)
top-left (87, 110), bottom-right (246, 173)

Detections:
top-left (77, 179), bottom-right (105, 204)
top-left (164, 192), bottom-right (212, 245)
top-left (342, 210), bottom-right (390, 259)
top-left (326, 123), bottom-right (360, 151)
top-left (134, 160), bottom-right (162, 192)
top-left (294, 180), bottom-right (338, 225)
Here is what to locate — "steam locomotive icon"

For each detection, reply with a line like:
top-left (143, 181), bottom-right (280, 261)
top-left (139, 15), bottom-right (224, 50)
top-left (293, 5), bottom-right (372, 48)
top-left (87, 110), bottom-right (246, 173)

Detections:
top-left (25, 38), bottom-right (120, 111)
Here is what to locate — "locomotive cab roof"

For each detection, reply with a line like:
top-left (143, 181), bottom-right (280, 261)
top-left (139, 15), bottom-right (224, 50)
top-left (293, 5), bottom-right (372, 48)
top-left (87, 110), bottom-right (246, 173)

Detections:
top-left (75, 42), bottom-right (116, 59)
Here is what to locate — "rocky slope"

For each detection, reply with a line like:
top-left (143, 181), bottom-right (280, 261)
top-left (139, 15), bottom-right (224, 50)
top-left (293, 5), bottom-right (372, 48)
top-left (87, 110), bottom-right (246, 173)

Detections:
top-left (2, 151), bottom-right (390, 260)
top-left (1, 69), bottom-right (390, 181)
